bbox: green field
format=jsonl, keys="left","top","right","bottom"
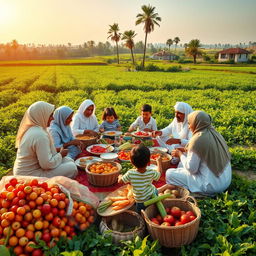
{"left": 0, "top": 61, "right": 255, "bottom": 255}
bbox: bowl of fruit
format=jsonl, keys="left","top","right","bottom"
{"left": 86, "top": 161, "right": 121, "bottom": 186}
{"left": 150, "top": 152, "right": 172, "bottom": 171}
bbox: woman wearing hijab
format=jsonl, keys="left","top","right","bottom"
{"left": 71, "top": 99, "right": 99, "bottom": 137}
{"left": 166, "top": 111, "right": 232, "bottom": 195}
{"left": 13, "top": 101, "right": 78, "bottom": 178}
{"left": 49, "top": 106, "right": 83, "bottom": 160}
{"left": 153, "top": 102, "right": 193, "bottom": 152}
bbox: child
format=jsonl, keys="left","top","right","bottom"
{"left": 99, "top": 107, "right": 121, "bottom": 132}
{"left": 129, "top": 104, "right": 157, "bottom": 132}
{"left": 118, "top": 144, "right": 162, "bottom": 213}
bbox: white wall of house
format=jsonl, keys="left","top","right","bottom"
{"left": 218, "top": 53, "right": 249, "bottom": 63}
{"left": 235, "top": 54, "right": 248, "bottom": 62}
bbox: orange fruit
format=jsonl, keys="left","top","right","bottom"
{"left": 50, "top": 199, "right": 58, "bottom": 207}
{"left": 36, "top": 197, "right": 44, "bottom": 205}
{"left": 16, "top": 228, "right": 26, "bottom": 238}
{"left": 58, "top": 201, "right": 66, "bottom": 209}
{"left": 6, "top": 211, "right": 15, "bottom": 221}
{"left": 9, "top": 236, "right": 18, "bottom": 247}
{"left": 25, "top": 230, "right": 34, "bottom": 239}
{"left": 24, "top": 212, "right": 33, "bottom": 222}
{"left": 27, "top": 223, "right": 35, "bottom": 231}
{"left": 1, "top": 219, "right": 10, "bottom": 227}
{"left": 17, "top": 207, "right": 26, "bottom": 216}
{"left": 19, "top": 236, "right": 28, "bottom": 247}
{"left": 12, "top": 221, "right": 21, "bottom": 231}
{"left": 51, "top": 228, "right": 60, "bottom": 237}
{"left": 29, "top": 192, "right": 38, "bottom": 201}
{"left": 13, "top": 245, "right": 23, "bottom": 255}
{"left": 3, "top": 227, "right": 13, "bottom": 236}
{"left": 34, "top": 220, "right": 43, "bottom": 230}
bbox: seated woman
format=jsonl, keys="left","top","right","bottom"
{"left": 71, "top": 99, "right": 99, "bottom": 137}
{"left": 153, "top": 102, "right": 193, "bottom": 152}
{"left": 49, "top": 106, "right": 83, "bottom": 160}
{"left": 13, "top": 101, "right": 78, "bottom": 178}
{"left": 166, "top": 111, "right": 232, "bottom": 195}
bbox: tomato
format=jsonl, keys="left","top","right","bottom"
{"left": 9, "top": 178, "right": 18, "bottom": 187}
{"left": 161, "top": 221, "right": 171, "bottom": 226}
{"left": 189, "top": 215, "right": 196, "bottom": 221}
{"left": 170, "top": 206, "right": 181, "bottom": 218}
{"left": 186, "top": 211, "right": 195, "bottom": 217}
{"left": 156, "top": 214, "right": 163, "bottom": 224}
{"left": 40, "top": 182, "right": 48, "bottom": 191}
{"left": 180, "top": 214, "right": 190, "bottom": 224}
{"left": 175, "top": 221, "right": 183, "bottom": 226}
{"left": 163, "top": 214, "right": 175, "bottom": 224}
{"left": 30, "top": 179, "right": 39, "bottom": 187}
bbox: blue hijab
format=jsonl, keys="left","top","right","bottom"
{"left": 50, "top": 106, "right": 74, "bottom": 144}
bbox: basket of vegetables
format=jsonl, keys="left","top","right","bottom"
{"left": 141, "top": 196, "right": 201, "bottom": 248}
{"left": 86, "top": 162, "right": 121, "bottom": 187}
{"left": 76, "top": 133, "right": 98, "bottom": 147}
{"left": 157, "top": 184, "right": 190, "bottom": 200}
{"left": 99, "top": 210, "right": 145, "bottom": 244}
{"left": 150, "top": 152, "right": 172, "bottom": 171}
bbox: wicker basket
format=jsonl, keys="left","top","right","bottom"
{"left": 75, "top": 134, "right": 98, "bottom": 147}
{"left": 150, "top": 154, "right": 172, "bottom": 172}
{"left": 157, "top": 184, "right": 190, "bottom": 200}
{"left": 141, "top": 196, "right": 201, "bottom": 248}
{"left": 99, "top": 210, "right": 145, "bottom": 244}
{"left": 86, "top": 162, "right": 121, "bottom": 187}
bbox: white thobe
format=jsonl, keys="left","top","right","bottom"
{"left": 165, "top": 151, "right": 232, "bottom": 195}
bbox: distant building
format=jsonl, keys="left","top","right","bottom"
{"left": 218, "top": 48, "right": 250, "bottom": 63}
{"left": 151, "top": 50, "right": 178, "bottom": 61}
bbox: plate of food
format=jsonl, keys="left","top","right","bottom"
{"left": 149, "top": 147, "right": 168, "bottom": 153}
{"left": 75, "top": 134, "right": 97, "bottom": 141}
{"left": 100, "top": 153, "right": 118, "bottom": 161}
{"left": 118, "top": 150, "right": 131, "bottom": 162}
{"left": 97, "top": 184, "right": 135, "bottom": 217}
{"left": 87, "top": 144, "right": 115, "bottom": 156}
{"left": 75, "top": 156, "right": 102, "bottom": 169}
{"left": 131, "top": 131, "right": 152, "bottom": 138}
{"left": 103, "top": 131, "right": 122, "bottom": 137}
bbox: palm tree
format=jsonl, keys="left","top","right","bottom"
{"left": 136, "top": 5, "right": 161, "bottom": 68}
{"left": 122, "top": 30, "right": 137, "bottom": 65}
{"left": 173, "top": 37, "right": 180, "bottom": 51}
{"left": 185, "top": 39, "right": 202, "bottom": 64}
{"left": 107, "top": 23, "right": 121, "bottom": 64}
{"left": 166, "top": 39, "right": 173, "bottom": 51}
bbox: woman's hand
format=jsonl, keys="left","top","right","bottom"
{"left": 60, "top": 148, "right": 68, "bottom": 157}
{"left": 171, "top": 149, "right": 183, "bottom": 158}
{"left": 152, "top": 131, "right": 162, "bottom": 137}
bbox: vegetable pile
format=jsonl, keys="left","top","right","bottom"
{"left": 0, "top": 178, "right": 95, "bottom": 256}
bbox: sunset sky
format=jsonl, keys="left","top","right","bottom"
{"left": 0, "top": 0, "right": 255, "bottom": 45}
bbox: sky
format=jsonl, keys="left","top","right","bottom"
{"left": 0, "top": 0, "right": 256, "bottom": 45}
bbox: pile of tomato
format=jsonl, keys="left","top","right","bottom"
{"left": 134, "top": 131, "right": 150, "bottom": 137}
{"left": 0, "top": 178, "right": 95, "bottom": 256}
{"left": 118, "top": 151, "right": 130, "bottom": 161}
{"left": 151, "top": 206, "right": 196, "bottom": 227}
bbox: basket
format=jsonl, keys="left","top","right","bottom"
{"left": 76, "top": 134, "right": 98, "bottom": 147}
{"left": 141, "top": 196, "right": 201, "bottom": 248}
{"left": 99, "top": 210, "right": 145, "bottom": 244}
{"left": 86, "top": 162, "right": 121, "bottom": 187}
{"left": 157, "top": 184, "right": 190, "bottom": 200}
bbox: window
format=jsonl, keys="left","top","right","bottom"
{"left": 239, "top": 54, "right": 242, "bottom": 59}
{"left": 221, "top": 54, "right": 226, "bottom": 59}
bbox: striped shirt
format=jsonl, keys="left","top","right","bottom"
{"left": 122, "top": 169, "right": 160, "bottom": 203}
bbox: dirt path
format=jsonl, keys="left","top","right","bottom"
{"left": 233, "top": 170, "right": 256, "bottom": 181}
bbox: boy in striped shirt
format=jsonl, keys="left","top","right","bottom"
{"left": 118, "top": 144, "right": 162, "bottom": 213}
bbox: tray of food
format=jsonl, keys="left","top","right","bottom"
{"left": 87, "top": 144, "right": 115, "bottom": 155}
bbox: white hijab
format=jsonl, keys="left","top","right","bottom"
{"left": 171, "top": 102, "right": 193, "bottom": 139}
{"left": 72, "top": 99, "right": 98, "bottom": 131}
{"left": 15, "top": 101, "right": 55, "bottom": 148}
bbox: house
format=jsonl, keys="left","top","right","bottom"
{"left": 218, "top": 48, "right": 250, "bottom": 63}
{"left": 151, "top": 50, "right": 178, "bottom": 61}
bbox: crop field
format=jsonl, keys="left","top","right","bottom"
{"left": 0, "top": 62, "right": 255, "bottom": 255}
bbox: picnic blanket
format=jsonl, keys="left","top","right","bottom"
{"left": 75, "top": 139, "right": 176, "bottom": 193}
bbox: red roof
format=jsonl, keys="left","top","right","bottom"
{"left": 219, "top": 48, "right": 250, "bottom": 54}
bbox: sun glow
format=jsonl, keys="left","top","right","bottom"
{"left": 0, "top": 1, "right": 15, "bottom": 25}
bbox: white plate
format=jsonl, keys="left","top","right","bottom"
{"left": 87, "top": 144, "right": 114, "bottom": 155}
{"left": 75, "top": 156, "right": 102, "bottom": 169}
{"left": 100, "top": 153, "right": 118, "bottom": 161}
{"left": 103, "top": 130, "right": 122, "bottom": 137}
{"left": 149, "top": 147, "right": 168, "bottom": 153}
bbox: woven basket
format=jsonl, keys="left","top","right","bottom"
{"left": 86, "top": 162, "right": 121, "bottom": 187}
{"left": 76, "top": 134, "right": 98, "bottom": 147}
{"left": 150, "top": 154, "right": 172, "bottom": 172}
{"left": 99, "top": 210, "right": 145, "bottom": 244}
{"left": 141, "top": 196, "right": 201, "bottom": 248}
{"left": 157, "top": 184, "right": 190, "bottom": 200}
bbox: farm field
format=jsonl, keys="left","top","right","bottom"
{"left": 0, "top": 62, "right": 255, "bottom": 255}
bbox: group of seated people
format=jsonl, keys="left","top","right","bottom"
{"left": 13, "top": 99, "right": 232, "bottom": 196}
